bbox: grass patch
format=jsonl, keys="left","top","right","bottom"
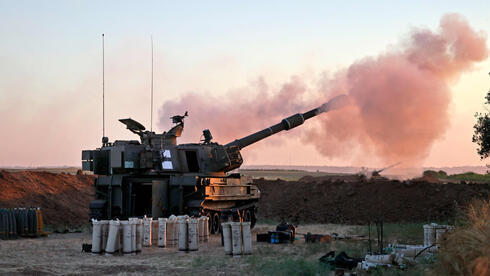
{"left": 239, "top": 169, "right": 340, "bottom": 181}
{"left": 243, "top": 243, "right": 326, "bottom": 275}
{"left": 302, "top": 242, "right": 330, "bottom": 256}
{"left": 368, "top": 266, "right": 427, "bottom": 276}
{"left": 446, "top": 172, "right": 490, "bottom": 182}
{"left": 331, "top": 241, "right": 368, "bottom": 258}
{"left": 423, "top": 170, "right": 490, "bottom": 182}
{"left": 382, "top": 223, "right": 425, "bottom": 244}
{"left": 239, "top": 225, "right": 436, "bottom": 276}
{"left": 352, "top": 222, "right": 446, "bottom": 245}
{"left": 245, "top": 255, "right": 319, "bottom": 276}
{"left": 242, "top": 239, "right": 367, "bottom": 275}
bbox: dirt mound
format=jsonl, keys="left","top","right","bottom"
{"left": 1, "top": 170, "right": 488, "bottom": 227}
{"left": 255, "top": 177, "right": 489, "bottom": 224}
{"left": 0, "top": 170, "right": 95, "bottom": 227}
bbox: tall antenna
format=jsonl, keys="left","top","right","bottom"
{"left": 102, "top": 33, "right": 106, "bottom": 141}
{"left": 150, "top": 35, "right": 154, "bottom": 132}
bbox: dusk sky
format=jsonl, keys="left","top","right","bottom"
{"left": 0, "top": 1, "right": 489, "bottom": 168}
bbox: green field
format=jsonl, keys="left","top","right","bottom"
{"left": 191, "top": 222, "right": 433, "bottom": 275}
{"left": 240, "top": 168, "right": 490, "bottom": 183}
{"left": 445, "top": 172, "right": 490, "bottom": 182}
{"left": 238, "top": 169, "right": 345, "bottom": 181}
{"left": 424, "top": 170, "right": 490, "bottom": 183}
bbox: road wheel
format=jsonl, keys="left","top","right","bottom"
{"left": 243, "top": 209, "right": 252, "bottom": 222}
{"left": 211, "top": 212, "right": 220, "bottom": 234}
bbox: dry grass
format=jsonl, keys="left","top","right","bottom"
{"left": 432, "top": 199, "right": 490, "bottom": 276}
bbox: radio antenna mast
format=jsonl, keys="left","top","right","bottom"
{"left": 102, "top": 33, "right": 106, "bottom": 143}
{"left": 150, "top": 35, "right": 154, "bottom": 132}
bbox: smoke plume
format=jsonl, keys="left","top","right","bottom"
{"left": 158, "top": 14, "right": 488, "bottom": 165}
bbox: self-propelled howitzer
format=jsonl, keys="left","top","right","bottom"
{"left": 82, "top": 101, "right": 332, "bottom": 233}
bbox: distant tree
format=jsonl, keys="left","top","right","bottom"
{"left": 473, "top": 90, "right": 490, "bottom": 159}
{"left": 423, "top": 170, "right": 439, "bottom": 177}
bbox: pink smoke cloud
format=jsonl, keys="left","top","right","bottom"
{"left": 158, "top": 14, "right": 488, "bottom": 165}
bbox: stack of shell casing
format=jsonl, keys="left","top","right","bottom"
{"left": 0, "top": 207, "right": 47, "bottom": 239}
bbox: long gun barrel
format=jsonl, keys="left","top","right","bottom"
{"left": 225, "top": 95, "right": 348, "bottom": 149}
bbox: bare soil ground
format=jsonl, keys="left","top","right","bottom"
{"left": 0, "top": 170, "right": 95, "bottom": 227}
{"left": 255, "top": 176, "right": 489, "bottom": 224}
{"left": 0, "top": 223, "right": 359, "bottom": 276}
{"left": 1, "top": 170, "right": 488, "bottom": 228}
